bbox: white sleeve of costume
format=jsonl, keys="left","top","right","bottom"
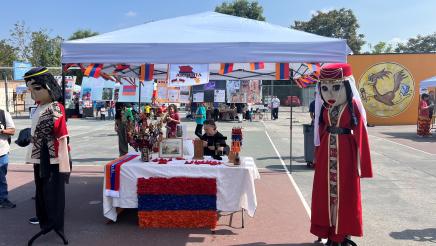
{"left": 58, "top": 137, "right": 70, "bottom": 173}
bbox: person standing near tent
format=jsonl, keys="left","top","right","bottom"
{"left": 417, "top": 93, "right": 432, "bottom": 137}
{"left": 0, "top": 108, "right": 16, "bottom": 209}
{"left": 311, "top": 63, "right": 373, "bottom": 246}
{"left": 24, "top": 67, "right": 71, "bottom": 245}
{"left": 115, "top": 102, "right": 128, "bottom": 156}
{"left": 271, "top": 96, "right": 280, "bottom": 120}
{"left": 165, "top": 104, "right": 180, "bottom": 138}
{"left": 195, "top": 102, "right": 206, "bottom": 138}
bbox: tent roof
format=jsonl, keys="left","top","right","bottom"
{"left": 420, "top": 76, "right": 436, "bottom": 89}
{"left": 62, "top": 11, "right": 351, "bottom": 64}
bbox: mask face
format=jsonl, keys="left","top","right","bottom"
{"left": 28, "top": 80, "right": 52, "bottom": 104}
{"left": 319, "top": 81, "right": 347, "bottom": 107}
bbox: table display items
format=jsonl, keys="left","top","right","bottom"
{"left": 193, "top": 138, "right": 204, "bottom": 160}
{"left": 127, "top": 112, "right": 164, "bottom": 162}
{"left": 230, "top": 127, "right": 243, "bottom": 165}
{"left": 137, "top": 177, "right": 218, "bottom": 229}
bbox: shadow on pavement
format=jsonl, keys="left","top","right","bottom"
{"left": 381, "top": 132, "right": 435, "bottom": 142}
{"left": 389, "top": 228, "right": 436, "bottom": 243}
{"left": 263, "top": 164, "right": 314, "bottom": 173}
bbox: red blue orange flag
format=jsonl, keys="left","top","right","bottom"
{"left": 140, "top": 64, "right": 154, "bottom": 81}
{"left": 306, "top": 63, "right": 321, "bottom": 75}
{"left": 275, "top": 63, "right": 290, "bottom": 80}
{"left": 84, "top": 64, "right": 103, "bottom": 78}
{"left": 219, "top": 63, "right": 234, "bottom": 75}
{"left": 250, "top": 62, "right": 265, "bottom": 71}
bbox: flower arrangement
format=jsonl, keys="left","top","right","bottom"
{"left": 127, "top": 114, "right": 163, "bottom": 161}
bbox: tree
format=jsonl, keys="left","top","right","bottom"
{"left": 28, "top": 29, "right": 63, "bottom": 67}
{"left": 292, "top": 8, "right": 365, "bottom": 54}
{"left": 395, "top": 33, "right": 436, "bottom": 53}
{"left": 215, "top": 0, "right": 265, "bottom": 21}
{"left": 0, "top": 40, "right": 18, "bottom": 66}
{"left": 9, "top": 21, "right": 31, "bottom": 62}
{"left": 370, "top": 41, "right": 393, "bottom": 54}
{"left": 68, "top": 29, "right": 99, "bottom": 40}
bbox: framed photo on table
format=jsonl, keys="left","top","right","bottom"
{"left": 159, "top": 138, "right": 183, "bottom": 158}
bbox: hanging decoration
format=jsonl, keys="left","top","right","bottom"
{"left": 250, "top": 62, "right": 265, "bottom": 71}
{"left": 275, "top": 63, "right": 290, "bottom": 80}
{"left": 140, "top": 64, "right": 154, "bottom": 81}
{"left": 84, "top": 64, "right": 103, "bottom": 78}
{"left": 219, "top": 63, "right": 234, "bottom": 75}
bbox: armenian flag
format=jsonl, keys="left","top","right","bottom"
{"left": 250, "top": 62, "right": 265, "bottom": 71}
{"left": 219, "top": 63, "right": 234, "bottom": 75}
{"left": 122, "top": 85, "right": 137, "bottom": 96}
{"left": 140, "top": 64, "right": 154, "bottom": 81}
{"left": 137, "top": 177, "right": 217, "bottom": 229}
{"left": 306, "top": 63, "right": 321, "bottom": 75}
{"left": 275, "top": 63, "right": 290, "bottom": 80}
{"left": 104, "top": 154, "right": 139, "bottom": 197}
{"left": 84, "top": 64, "right": 103, "bottom": 78}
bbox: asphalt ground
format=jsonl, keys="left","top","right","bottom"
{"left": 1, "top": 108, "right": 436, "bottom": 245}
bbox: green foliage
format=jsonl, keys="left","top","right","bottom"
{"left": 0, "top": 40, "right": 18, "bottom": 66}
{"left": 215, "top": 0, "right": 265, "bottom": 21}
{"left": 29, "top": 30, "right": 63, "bottom": 67}
{"left": 395, "top": 33, "right": 436, "bottom": 53}
{"left": 292, "top": 8, "right": 365, "bottom": 54}
{"left": 68, "top": 29, "right": 99, "bottom": 40}
{"left": 370, "top": 41, "right": 393, "bottom": 54}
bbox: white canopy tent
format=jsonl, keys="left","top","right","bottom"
{"left": 61, "top": 11, "right": 352, "bottom": 172}
{"left": 62, "top": 11, "right": 350, "bottom": 80}
{"left": 420, "top": 76, "right": 436, "bottom": 90}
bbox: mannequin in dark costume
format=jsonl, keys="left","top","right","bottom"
{"left": 24, "top": 67, "right": 71, "bottom": 245}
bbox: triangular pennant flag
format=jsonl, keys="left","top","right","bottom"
{"left": 114, "top": 64, "right": 130, "bottom": 74}
{"left": 219, "top": 63, "right": 234, "bottom": 75}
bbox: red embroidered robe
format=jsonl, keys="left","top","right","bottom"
{"left": 311, "top": 100, "right": 373, "bottom": 238}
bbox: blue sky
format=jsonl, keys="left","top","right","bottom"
{"left": 1, "top": 0, "right": 435, "bottom": 51}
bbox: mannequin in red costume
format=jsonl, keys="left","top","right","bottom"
{"left": 311, "top": 63, "right": 373, "bottom": 246}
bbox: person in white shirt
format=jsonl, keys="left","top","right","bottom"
{"left": 0, "top": 109, "right": 16, "bottom": 209}
{"left": 271, "top": 96, "right": 281, "bottom": 120}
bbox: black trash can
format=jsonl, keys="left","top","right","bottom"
{"left": 303, "top": 124, "right": 315, "bottom": 166}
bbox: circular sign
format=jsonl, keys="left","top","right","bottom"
{"left": 358, "top": 62, "right": 414, "bottom": 118}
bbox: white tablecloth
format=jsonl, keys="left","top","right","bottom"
{"left": 103, "top": 153, "right": 260, "bottom": 221}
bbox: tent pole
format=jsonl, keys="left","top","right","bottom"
{"left": 61, "top": 64, "right": 67, "bottom": 120}
{"left": 290, "top": 103, "right": 293, "bottom": 173}
{"left": 138, "top": 79, "right": 141, "bottom": 114}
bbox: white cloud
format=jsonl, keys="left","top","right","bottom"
{"left": 389, "top": 37, "right": 407, "bottom": 45}
{"left": 309, "top": 7, "right": 335, "bottom": 16}
{"left": 125, "top": 11, "right": 137, "bottom": 17}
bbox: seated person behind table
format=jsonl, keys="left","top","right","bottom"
{"left": 201, "top": 120, "right": 227, "bottom": 157}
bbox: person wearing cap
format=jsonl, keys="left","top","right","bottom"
{"left": 311, "top": 63, "right": 373, "bottom": 246}
{"left": 24, "top": 67, "right": 70, "bottom": 245}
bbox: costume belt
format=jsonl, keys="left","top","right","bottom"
{"left": 327, "top": 126, "right": 351, "bottom": 135}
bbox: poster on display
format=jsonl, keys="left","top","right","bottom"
{"left": 226, "top": 80, "right": 246, "bottom": 103}
{"left": 167, "top": 88, "right": 180, "bottom": 102}
{"left": 204, "top": 81, "right": 216, "bottom": 90}
{"left": 87, "top": 78, "right": 115, "bottom": 101}
{"left": 118, "top": 81, "right": 154, "bottom": 103}
{"left": 244, "top": 80, "right": 262, "bottom": 104}
{"left": 55, "top": 76, "right": 76, "bottom": 102}
{"left": 226, "top": 80, "right": 261, "bottom": 104}
{"left": 156, "top": 81, "right": 169, "bottom": 103}
{"left": 193, "top": 92, "right": 204, "bottom": 102}
{"left": 13, "top": 61, "right": 32, "bottom": 81}
{"left": 167, "top": 64, "right": 209, "bottom": 87}
{"left": 214, "top": 89, "right": 226, "bottom": 102}
{"left": 179, "top": 86, "right": 191, "bottom": 103}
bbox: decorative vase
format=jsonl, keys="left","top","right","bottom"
{"left": 141, "top": 148, "right": 151, "bottom": 162}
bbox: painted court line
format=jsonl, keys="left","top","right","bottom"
{"left": 262, "top": 121, "right": 311, "bottom": 217}
{"left": 369, "top": 134, "right": 436, "bottom": 156}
